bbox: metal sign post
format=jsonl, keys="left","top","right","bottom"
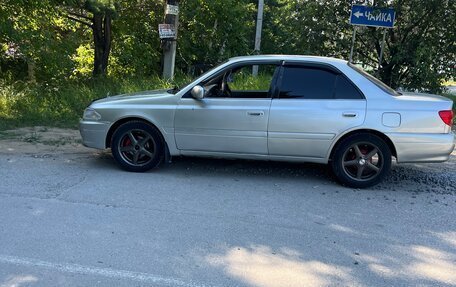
{"left": 378, "top": 29, "right": 387, "bottom": 72}
{"left": 349, "top": 27, "right": 357, "bottom": 64}
{"left": 348, "top": 5, "right": 396, "bottom": 68}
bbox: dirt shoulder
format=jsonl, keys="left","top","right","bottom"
{"left": 0, "top": 126, "right": 90, "bottom": 155}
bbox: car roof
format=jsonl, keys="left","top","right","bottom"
{"left": 228, "top": 55, "right": 348, "bottom": 65}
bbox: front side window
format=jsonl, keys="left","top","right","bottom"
{"left": 201, "top": 64, "right": 278, "bottom": 99}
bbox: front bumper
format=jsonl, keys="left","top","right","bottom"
{"left": 387, "top": 132, "right": 455, "bottom": 163}
{"left": 79, "top": 120, "right": 111, "bottom": 149}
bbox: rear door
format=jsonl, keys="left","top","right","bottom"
{"left": 268, "top": 63, "right": 367, "bottom": 158}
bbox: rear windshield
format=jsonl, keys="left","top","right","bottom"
{"left": 348, "top": 63, "right": 400, "bottom": 96}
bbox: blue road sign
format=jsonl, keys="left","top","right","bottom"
{"left": 350, "top": 5, "right": 396, "bottom": 28}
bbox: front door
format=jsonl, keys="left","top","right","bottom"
{"left": 175, "top": 63, "right": 279, "bottom": 154}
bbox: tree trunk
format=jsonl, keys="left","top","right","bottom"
{"left": 27, "top": 58, "right": 36, "bottom": 83}
{"left": 92, "top": 13, "right": 112, "bottom": 77}
{"left": 102, "top": 14, "right": 112, "bottom": 73}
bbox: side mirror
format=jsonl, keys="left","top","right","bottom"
{"left": 191, "top": 85, "right": 205, "bottom": 100}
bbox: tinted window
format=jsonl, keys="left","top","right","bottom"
{"left": 335, "top": 75, "right": 364, "bottom": 99}
{"left": 280, "top": 66, "right": 336, "bottom": 99}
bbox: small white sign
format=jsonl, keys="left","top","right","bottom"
{"left": 158, "top": 24, "right": 176, "bottom": 39}
{"left": 166, "top": 4, "right": 179, "bottom": 15}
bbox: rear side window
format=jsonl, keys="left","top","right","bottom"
{"left": 279, "top": 66, "right": 364, "bottom": 100}
{"left": 335, "top": 75, "right": 364, "bottom": 99}
{"left": 280, "top": 66, "right": 336, "bottom": 99}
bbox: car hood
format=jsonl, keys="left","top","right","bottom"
{"left": 93, "top": 89, "right": 173, "bottom": 104}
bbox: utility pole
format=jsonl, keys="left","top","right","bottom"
{"left": 161, "top": 0, "right": 179, "bottom": 80}
{"left": 252, "top": 0, "right": 264, "bottom": 76}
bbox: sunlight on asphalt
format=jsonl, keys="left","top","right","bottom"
{"left": 206, "top": 241, "right": 456, "bottom": 286}
{"left": 365, "top": 244, "right": 456, "bottom": 285}
{"left": 206, "top": 245, "right": 354, "bottom": 287}
{"left": 433, "top": 231, "right": 456, "bottom": 248}
{"left": 406, "top": 245, "right": 456, "bottom": 284}
{"left": 327, "top": 224, "right": 360, "bottom": 235}
{"left": 0, "top": 275, "right": 38, "bottom": 287}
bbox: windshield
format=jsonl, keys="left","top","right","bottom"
{"left": 348, "top": 63, "right": 400, "bottom": 96}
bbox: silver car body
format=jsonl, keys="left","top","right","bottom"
{"left": 80, "top": 55, "right": 455, "bottom": 164}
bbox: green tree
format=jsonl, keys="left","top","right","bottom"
{"left": 178, "top": 0, "right": 257, "bottom": 73}
{"left": 1, "top": 0, "right": 454, "bottom": 93}
{"left": 0, "top": 0, "right": 84, "bottom": 81}
{"left": 109, "top": 0, "right": 163, "bottom": 77}
{"left": 370, "top": 0, "right": 455, "bottom": 91}
{"left": 62, "top": 0, "right": 118, "bottom": 76}
{"left": 261, "top": 0, "right": 455, "bottom": 92}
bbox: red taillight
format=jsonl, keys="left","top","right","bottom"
{"left": 439, "top": 110, "right": 454, "bottom": 126}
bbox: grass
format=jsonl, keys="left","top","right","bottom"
{"left": 229, "top": 73, "right": 273, "bottom": 91}
{"left": 0, "top": 75, "right": 190, "bottom": 131}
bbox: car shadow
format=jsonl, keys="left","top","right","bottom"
{"left": 168, "top": 156, "right": 332, "bottom": 178}
{"left": 88, "top": 151, "right": 336, "bottom": 184}
{"left": 87, "top": 151, "right": 455, "bottom": 194}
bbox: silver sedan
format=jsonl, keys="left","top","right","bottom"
{"left": 80, "top": 55, "right": 455, "bottom": 187}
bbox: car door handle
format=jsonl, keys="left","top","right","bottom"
{"left": 343, "top": 112, "right": 358, "bottom": 118}
{"left": 247, "top": 111, "right": 264, "bottom": 116}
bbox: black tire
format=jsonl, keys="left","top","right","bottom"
{"left": 330, "top": 133, "right": 391, "bottom": 188}
{"left": 111, "top": 121, "right": 165, "bottom": 172}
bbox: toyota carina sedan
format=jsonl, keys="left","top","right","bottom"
{"left": 80, "top": 55, "right": 455, "bottom": 188}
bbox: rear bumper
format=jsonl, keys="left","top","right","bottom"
{"left": 386, "top": 132, "right": 455, "bottom": 163}
{"left": 79, "top": 120, "right": 110, "bottom": 149}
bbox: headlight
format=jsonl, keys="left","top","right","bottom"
{"left": 83, "top": 108, "right": 101, "bottom": 121}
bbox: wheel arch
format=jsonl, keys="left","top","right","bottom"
{"left": 105, "top": 117, "right": 168, "bottom": 151}
{"left": 328, "top": 129, "right": 397, "bottom": 161}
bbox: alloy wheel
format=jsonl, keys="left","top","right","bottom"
{"left": 117, "top": 129, "right": 156, "bottom": 166}
{"left": 342, "top": 142, "right": 383, "bottom": 182}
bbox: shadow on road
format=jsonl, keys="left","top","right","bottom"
{"left": 89, "top": 151, "right": 456, "bottom": 194}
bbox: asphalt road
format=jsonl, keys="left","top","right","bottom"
{"left": 0, "top": 132, "right": 455, "bottom": 287}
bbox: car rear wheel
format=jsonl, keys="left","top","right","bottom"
{"left": 111, "top": 121, "right": 164, "bottom": 172}
{"left": 331, "top": 133, "right": 391, "bottom": 188}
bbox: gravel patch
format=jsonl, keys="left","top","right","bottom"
{"left": 377, "top": 165, "right": 456, "bottom": 194}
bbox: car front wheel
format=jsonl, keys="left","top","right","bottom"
{"left": 111, "top": 121, "right": 164, "bottom": 172}
{"left": 331, "top": 133, "right": 391, "bottom": 188}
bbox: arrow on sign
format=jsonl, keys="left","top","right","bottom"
{"left": 354, "top": 11, "right": 363, "bottom": 18}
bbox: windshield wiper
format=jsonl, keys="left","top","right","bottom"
{"left": 168, "top": 86, "right": 180, "bottom": 94}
